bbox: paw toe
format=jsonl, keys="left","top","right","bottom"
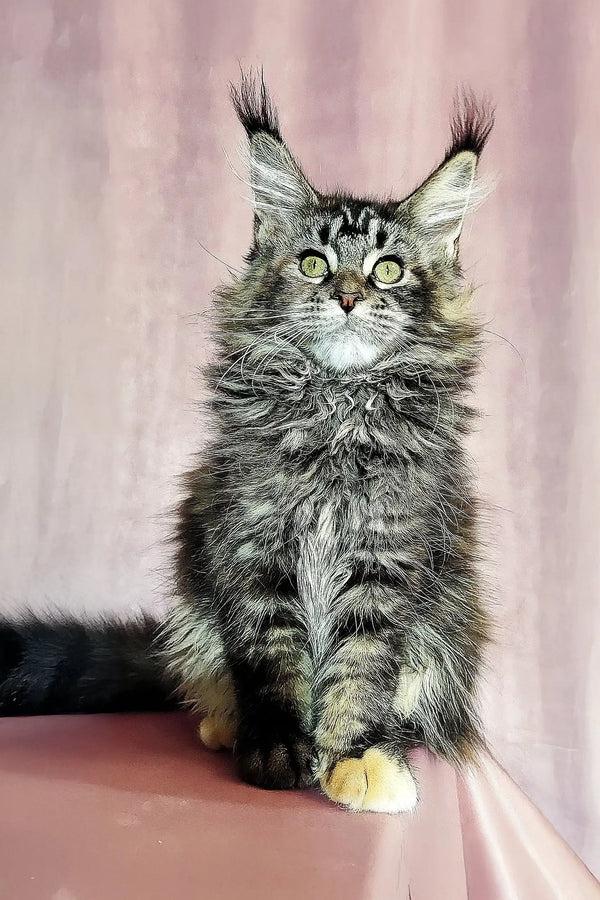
{"left": 322, "top": 757, "right": 368, "bottom": 810}
{"left": 321, "top": 748, "right": 417, "bottom": 813}
{"left": 237, "top": 737, "right": 314, "bottom": 790}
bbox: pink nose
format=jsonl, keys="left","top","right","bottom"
{"left": 336, "top": 292, "right": 363, "bottom": 315}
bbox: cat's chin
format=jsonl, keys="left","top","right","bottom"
{"left": 309, "top": 333, "right": 382, "bottom": 372}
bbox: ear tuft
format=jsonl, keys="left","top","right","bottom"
{"left": 401, "top": 91, "right": 495, "bottom": 258}
{"left": 230, "top": 69, "right": 282, "bottom": 142}
{"left": 230, "top": 69, "right": 317, "bottom": 242}
{"left": 444, "top": 89, "right": 495, "bottom": 162}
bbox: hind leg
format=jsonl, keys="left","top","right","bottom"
{"left": 196, "top": 670, "right": 237, "bottom": 751}
{"left": 163, "top": 608, "right": 238, "bottom": 751}
{"left": 398, "top": 615, "right": 485, "bottom": 766}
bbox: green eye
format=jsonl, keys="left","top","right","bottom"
{"left": 373, "top": 257, "right": 403, "bottom": 285}
{"left": 300, "top": 253, "right": 329, "bottom": 278}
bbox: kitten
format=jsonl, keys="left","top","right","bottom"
{"left": 0, "top": 74, "right": 494, "bottom": 813}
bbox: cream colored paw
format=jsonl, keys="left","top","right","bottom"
{"left": 198, "top": 716, "right": 236, "bottom": 751}
{"left": 320, "top": 747, "right": 418, "bottom": 813}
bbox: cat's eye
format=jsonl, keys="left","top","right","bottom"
{"left": 299, "top": 252, "right": 329, "bottom": 279}
{"left": 372, "top": 256, "right": 403, "bottom": 285}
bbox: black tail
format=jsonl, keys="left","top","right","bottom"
{"left": 0, "top": 614, "right": 178, "bottom": 716}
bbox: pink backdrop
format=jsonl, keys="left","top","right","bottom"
{"left": 1, "top": 0, "right": 599, "bottom": 876}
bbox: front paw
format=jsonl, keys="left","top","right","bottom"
{"left": 320, "top": 747, "right": 418, "bottom": 813}
{"left": 235, "top": 725, "right": 315, "bottom": 790}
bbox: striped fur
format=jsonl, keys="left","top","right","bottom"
{"left": 0, "top": 76, "right": 494, "bottom": 812}
{"left": 165, "top": 76, "right": 494, "bottom": 809}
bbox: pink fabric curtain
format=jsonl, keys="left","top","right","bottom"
{"left": 1, "top": 0, "right": 599, "bottom": 880}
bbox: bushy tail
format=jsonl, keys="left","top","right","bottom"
{"left": 0, "top": 614, "right": 178, "bottom": 716}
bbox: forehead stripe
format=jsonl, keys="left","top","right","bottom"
{"left": 318, "top": 224, "right": 330, "bottom": 245}
{"left": 329, "top": 215, "right": 344, "bottom": 242}
{"left": 338, "top": 213, "right": 371, "bottom": 238}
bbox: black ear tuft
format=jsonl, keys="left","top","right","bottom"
{"left": 444, "top": 89, "right": 495, "bottom": 162}
{"left": 230, "top": 69, "right": 282, "bottom": 142}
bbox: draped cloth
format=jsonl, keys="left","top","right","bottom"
{"left": 0, "top": 714, "right": 597, "bottom": 899}
{"left": 1, "top": 0, "right": 599, "bottom": 885}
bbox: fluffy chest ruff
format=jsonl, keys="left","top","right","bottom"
{"left": 208, "top": 365, "right": 471, "bottom": 663}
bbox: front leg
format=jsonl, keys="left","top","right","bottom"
{"left": 313, "top": 578, "right": 418, "bottom": 812}
{"left": 225, "top": 574, "right": 314, "bottom": 790}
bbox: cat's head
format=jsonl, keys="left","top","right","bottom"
{"left": 225, "top": 73, "right": 493, "bottom": 375}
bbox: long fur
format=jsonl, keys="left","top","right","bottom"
{"left": 0, "top": 77, "right": 494, "bottom": 810}
{"left": 230, "top": 69, "right": 282, "bottom": 141}
{"left": 0, "top": 615, "right": 175, "bottom": 715}
{"left": 444, "top": 89, "right": 495, "bottom": 161}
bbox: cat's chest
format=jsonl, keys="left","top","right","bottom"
{"left": 232, "top": 378, "right": 437, "bottom": 549}
{"left": 247, "top": 389, "right": 416, "bottom": 529}
{"left": 277, "top": 385, "right": 392, "bottom": 464}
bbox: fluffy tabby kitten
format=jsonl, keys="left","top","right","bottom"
{"left": 0, "top": 75, "right": 494, "bottom": 813}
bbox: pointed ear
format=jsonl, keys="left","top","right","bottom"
{"left": 230, "top": 72, "right": 317, "bottom": 243}
{"left": 402, "top": 92, "right": 494, "bottom": 258}
{"left": 246, "top": 131, "right": 317, "bottom": 219}
{"left": 406, "top": 150, "right": 479, "bottom": 256}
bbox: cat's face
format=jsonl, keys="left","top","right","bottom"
{"left": 229, "top": 77, "right": 493, "bottom": 373}
{"left": 251, "top": 195, "right": 435, "bottom": 371}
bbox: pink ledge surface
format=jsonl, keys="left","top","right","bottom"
{"left": 0, "top": 713, "right": 597, "bottom": 900}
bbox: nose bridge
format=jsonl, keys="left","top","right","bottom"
{"left": 332, "top": 268, "right": 366, "bottom": 315}
{"left": 334, "top": 269, "right": 365, "bottom": 297}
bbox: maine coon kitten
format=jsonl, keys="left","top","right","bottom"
{"left": 0, "top": 75, "right": 493, "bottom": 813}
